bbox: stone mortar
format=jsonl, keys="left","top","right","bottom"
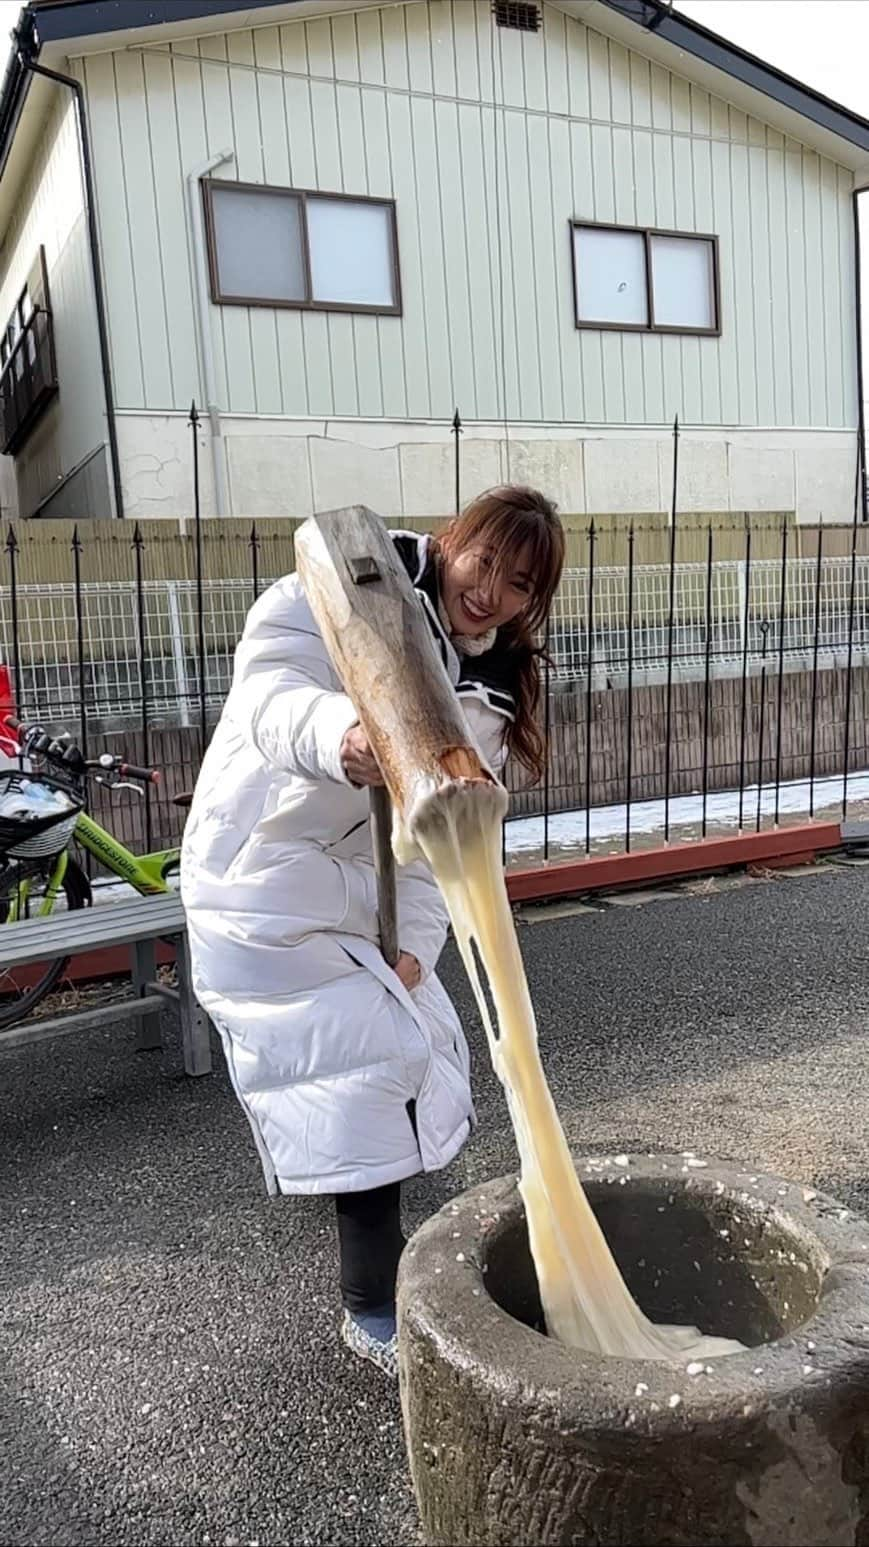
{"left": 398, "top": 1153, "right": 869, "bottom": 1546}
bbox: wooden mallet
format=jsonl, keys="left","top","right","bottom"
{"left": 294, "top": 506, "right": 495, "bottom": 966}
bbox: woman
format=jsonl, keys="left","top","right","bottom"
{"left": 181, "top": 486, "right": 565, "bottom": 1377}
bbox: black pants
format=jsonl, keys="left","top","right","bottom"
{"left": 334, "top": 1181, "right": 405, "bottom": 1314}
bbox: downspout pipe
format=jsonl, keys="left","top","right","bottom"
{"left": 17, "top": 46, "right": 124, "bottom": 521}
{"left": 187, "top": 150, "right": 234, "bottom": 518}
{"left": 853, "top": 186, "right": 868, "bottom": 523}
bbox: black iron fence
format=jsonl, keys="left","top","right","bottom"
{"left": 2, "top": 407, "right": 868, "bottom": 873}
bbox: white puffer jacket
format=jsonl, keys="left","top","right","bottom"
{"left": 181, "top": 535, "right": 513, "bottom": 1197}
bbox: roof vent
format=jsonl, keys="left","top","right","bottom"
{"left": 493, "top": 2, "right": 541, "bottom": 33}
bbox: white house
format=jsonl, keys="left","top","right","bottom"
{"left": 0, "top": 0, "right": 866, "bottom": 524}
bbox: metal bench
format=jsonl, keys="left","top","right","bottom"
{"left": 0, "top": 893, "right": 213, "bottom": 1075}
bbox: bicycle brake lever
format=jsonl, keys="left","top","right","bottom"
{"left": 110, "top": 779, "right": 144, "bottom": 799}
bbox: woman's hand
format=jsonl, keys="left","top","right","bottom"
{"left": 340, "top": 722, "right": 384, "bottom": 787}
{"left": 394, "top": 951, "right": 422, "bottom": 992}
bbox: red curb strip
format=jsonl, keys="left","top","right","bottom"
{"left": 505, "top": 822, "right": 843, "bottom": 904}
{"left": 11, "top": 939, "right": 176, "bottom": 993}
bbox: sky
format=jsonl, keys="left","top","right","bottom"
{"left": 677, "top": 1, "right": 867, "bottom": 119}
{"left": 0, "top": 1, "right": 23, "bottom": 44}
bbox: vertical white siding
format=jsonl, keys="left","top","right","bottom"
{"left": 0, "top": 89, "right": 105, "bottom": 512}
{"left": 82, "top": 0, "right": 856, "bottom": 430}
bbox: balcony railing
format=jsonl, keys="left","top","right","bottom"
{"left": 0, "top": 307, "right": 58, "bottom": 456}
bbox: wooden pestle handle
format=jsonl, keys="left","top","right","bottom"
{"left": 369, "top": 783, "right": 399, "bottom": 967}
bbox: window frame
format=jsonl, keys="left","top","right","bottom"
{"left": 569, "top": 219, "right": 721, "bottom": 337}
{"left": 0, "top": 245, "right": 59, "bottom": 456}
{"left": 201, "top": 178, "right": 403, "bottom": 318}
{"left": 1, "top": 280, "right": 31, "bottom": 367}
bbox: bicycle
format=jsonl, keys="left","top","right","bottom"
{"left": 0, "top": 716, "right": 183, "bottom": 1028}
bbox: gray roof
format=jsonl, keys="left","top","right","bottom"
{"left": 2, "top": 0, "right": 868, "bottom": 185}
{"left": 600, "top": 0, "right": 869, "bottom": 158}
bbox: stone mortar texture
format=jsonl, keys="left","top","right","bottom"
{"left": 399, "top": 1155, "right": 869, "bottom": 1547}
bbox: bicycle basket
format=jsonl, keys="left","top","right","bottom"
{"left": 0, "top": 771, "right": 83, "bottom": 860}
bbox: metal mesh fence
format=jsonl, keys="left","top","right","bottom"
{"left": 5, "top": 554, "right": 869, "bottom": 729}
{"left": 551, "top": 555, "right": 869, "bottom": 681}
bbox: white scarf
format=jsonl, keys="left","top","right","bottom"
{"left": 436, "top": 593, "right": 497, "bottom": 658}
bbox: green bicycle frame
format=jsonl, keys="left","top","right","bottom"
{"left": 73, "top": 810, "right": 180, "bottom": 895}
{"left": 5, "top": 848, "right": 70, "bottom": 921}
{"left": 3, "top": 800, "right": 180, "bottom": 924}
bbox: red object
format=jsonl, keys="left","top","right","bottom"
{"left": 5, "top": 939, "right": 177, "bottom": 993}
{"left": 120, "top": 763, "right": 161, "bottom": 784}
{"left": 505, "top": 822, "right": 843, "bottom": 903}
{"left": 0, "top": 668, "right": 18, "bottom": 759}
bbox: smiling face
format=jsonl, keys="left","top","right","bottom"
{"left": 435, "top": 487, "right": 565, "bottom": 648}
{"left": 440, "top": 539, "right": 534, "bottom": 637}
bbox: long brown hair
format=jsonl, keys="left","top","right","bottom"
{"left": 435, "top": 486, "right": 564, "bottom": 785}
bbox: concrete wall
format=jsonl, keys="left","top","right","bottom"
{"left": 116, "top": 411, "right": 856, "bottom": 523}
{"left": 0, "top": 91, "right": 108, "bottom": 518}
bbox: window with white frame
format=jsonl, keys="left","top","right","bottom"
{"left": 571, "top": 222, "right": 719, "bottom": 335}
{"left": 202, "top": 180, "right": 401, "bottom": 316}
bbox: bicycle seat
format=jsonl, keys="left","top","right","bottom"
{"left": 173, "top": 790, "right": 194, "bottom": 809}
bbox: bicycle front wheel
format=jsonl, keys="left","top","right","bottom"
{"left": 0, "top": 856, "right": 91, "bottom": 1031}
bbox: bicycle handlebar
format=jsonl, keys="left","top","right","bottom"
{"left": 119, "top": 762, "right": 160, "bottom": 785}
{"left": 3, "top": 716, "right": 161, "bottom": 785}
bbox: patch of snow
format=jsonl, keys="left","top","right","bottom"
{"left": 504, "top": 768, "right": 869, "bottom": 855}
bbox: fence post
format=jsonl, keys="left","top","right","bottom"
{"left": 250, "top": 520, "right": 260, "bottom": 604}
{"left": 543, "top": 620, "right": 550, "bottom": 862}
{"left": 190, "top": 400, "right": 207, "bottom": 759}
{"left": 843, "top": 507, "right": 859, "bottom": 819}
{"left": 773, "top": 520, "right": 789, "bottom": 827}
{"left": 166, "top": 580, "right": 191, "bottom": 729}
{"left": 624, "top": 523, "right": 635, "bottom": 853}
{"left": 737, "top": 544, "right": 748, "bottom": 661}
{"left": 71, "top": 524, "right": 88, "bottom": 758}
{"left": 663, "top": 414, "right": 679, "bottom": 842}
{"left": 5, "top": 525, "right": 21, "bottom": 733}
{"left": 701, "top": 524, "right": 714, "bottom": 838}
{"left": 132, "top": 521, "right": 152, "bottom": 851}
{"left": 737, "top": 518, "right": 752, "bottom": 833}
{"left": 584, "top": 520, "right": 596, "bottom": 856}
{"left": 452, "top": 408, "right": 462, "bottom": 517}
{"left": 808, "top": 527, "right": 823, "bottom": 819}
{"left": 756, "top": 619, "right": 771, "bottom": 832}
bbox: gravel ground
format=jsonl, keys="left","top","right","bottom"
{"left": 3, "top": 862, "right": 869, "bottom": 1546}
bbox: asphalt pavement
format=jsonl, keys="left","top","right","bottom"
{"left": 3, "top": 861, "right": 869, "bottom": 1546}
